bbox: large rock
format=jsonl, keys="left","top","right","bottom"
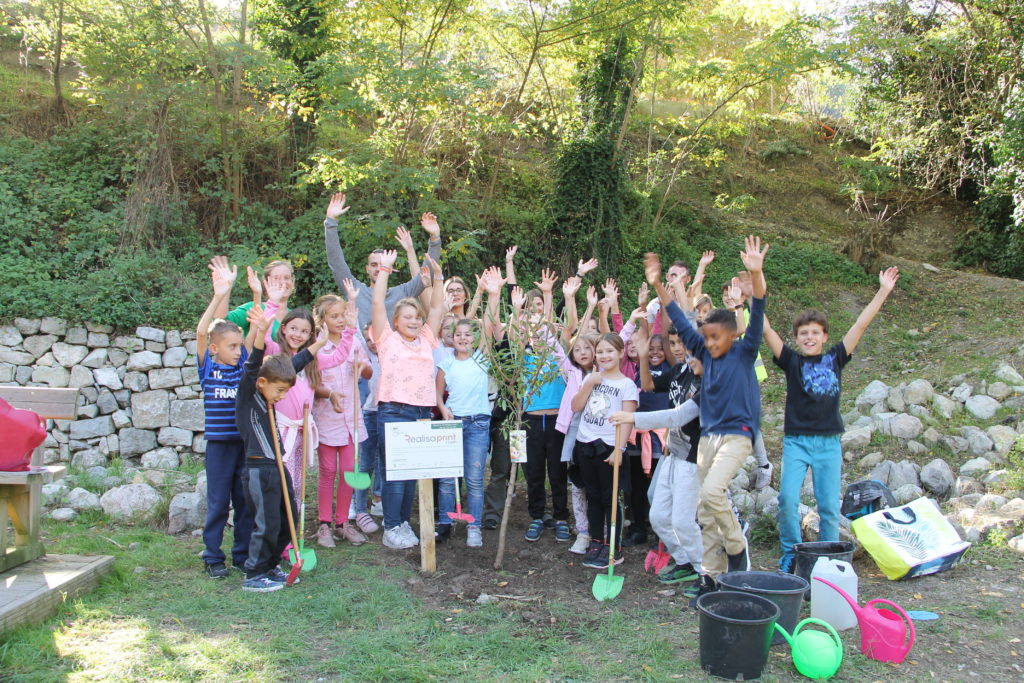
{"left": 162, "top": 347, "right": 189, "bottom": 368}
{"left": 841, "top": 426, "right": 872, "bottom": 450}
{"left": 93, "top": 367, "right": 123, "bottom": 390}
{"left": 65, "top": 327, "right": 87, "bottom": 344}
{"left": 39, "top": 317, "right": 67, "bottom": 336}
{"left": 955, "top": 476, "right": 983, "bottom": 496}
{"left": 859, "top": 451, "right": 885, "bottom": 469}
{"left": 998, "top": 498, "right": 1024, "bottom": 521}
{"left": 23, "top": 334, "right": 56, "bottom": 358}
{"left": 940, "top": 435, "right": 969, "bottom": 453}
{"left": 931, "top": 394, "right": 958, "bottom": 420}
{"left": 855, "top": 381, "right": 890, "bottom": 411}
{"left": 70, "top": 416, "right": 114, "bottom": 440}
{"left": 87, "top": 332, "right": 109, "bottom": 347}
{"left": 169, "top": 399, "right": 205, "bottom": 432}
{"left": 995, "top": 362, "right": 1024, "bottom": 385}
{"left": 71, "top": 448, "right": 107, "bottom": 470}
{"left": 892, "top": 484, "right": 924, "bottom": 505}
{"left": 158, "top": 427, "right": 193, "bottom": 447}
{"left": 81, "top": 348, "right": 108, "bottom": 369}
{"left": 68, "top": 365, "right": 95, "bottom": 389}
{"left": 41, "top": 482, "right": 68, "bottom": 506}
{"left": 136, "top": 326, "right": 166, "bottom": 343}
{"left": 886, "top": 386, "right": 906, "bottom": 412}
{"left": 100, "top": 484, "right": 162, "bottom": 521}
{"left": 959, "top": 426, "right": 994, "bottom": 456}
{"left": 882, "top": 413, "right": 923, "bottom": 440}
{"left": 123, "top": 372, "right": 149, "bottom": 392}
{"left": 14, "top": 318, "right": 40, "bottom": 335}
{"left": 126, "top": 350, "right": 162, "bottom": 372}
{"left": 0, "top": 347, "right": 34, "bottom": 365}
{"left": 66, "top": 487, "right": 101, "bottom": 511}
{"left": 51, "top": 507, "right": 77, "bottom": 522}
{"left": 869, "top": 459, "right": 920, "bottom": 490}
{"left": 975, "top": 493, "right": 1008, "bottom": 512}
{"left": 51, "top": 342, "right": 89, "bottom": 368}
{"left": 965, "top": 395, "right": 1000, "bottom": 420}
{"left": 920, "top": 459, "right": 955, "bottom": 497}
{"left": 148, "top": 368, "right": 182, "bottom": 389}
{"left": 921, "top": 427, "right": 941, "bottom": 446}
{"left": 167, "top": 491, "right": 206, "bottom": 534}
{"left": 951, "top": 382, "right": 973, "bottom": 403}
{"left": 131, "top": 390, "right": 170, "bottom": 429}
{"left": 987, "top": 382, "right": 1012, "bottom": 401}
{"left": 960, "top": 457, "right": 992, "bottom": 477}
{"left": 141, "top": 447, "right": 180, "bottom": 470}
{"left": 118, "top": 428, "right": 158, "bottom": 457}
{"left": 986, "top": 425, "right": 1019, "bottom": 456}
{"left": 902, "top": 379, "right": 934, "bottom": 406}
{"left": 31, "top": 365, "right": 69, "bottom": 387}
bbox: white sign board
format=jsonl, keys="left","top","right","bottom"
{"left": 384, "top": 420, "right": 464, "bottom": 480}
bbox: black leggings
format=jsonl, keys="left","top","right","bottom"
{"left": 574, "top": 439, "right": 624, "bottom": 547}
{"left": 524, "top": 413, "right": 568, "bottom": 521}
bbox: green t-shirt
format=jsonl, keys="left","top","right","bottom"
{"left": 226, "top": 301, "right": 281, "bottom": 339}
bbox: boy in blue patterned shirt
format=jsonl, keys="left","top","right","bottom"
{"left": 197, "top": 257, "right": 259, "bottom": 579}
{"left": 762, "top": 266, "right": 899, "bottom": 572}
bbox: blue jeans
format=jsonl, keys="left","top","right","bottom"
{"left": 354, "top": 409, "right": 383, "bottom": 514}
{"left": 778, "top": 433, "right": 842, "bottom": 568}
{"left": 438, "top": 414, "right": 491, "bottom": 529}
{"left": 202, "top": 439, "right": 253, "bottom": 566}
{"left": 378, "top": 402, "right": 433, "bottom": 530}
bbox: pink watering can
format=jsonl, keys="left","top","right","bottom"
{"left": 814, "top": 577, "right": 915, "bottom": 664}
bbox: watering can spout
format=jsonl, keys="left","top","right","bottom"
{"left": 772, "top": 623, "right": 795, "bottom": 647}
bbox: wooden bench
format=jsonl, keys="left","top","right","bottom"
{"left": 0, "top": 386, "right": 79, "bottom": 572}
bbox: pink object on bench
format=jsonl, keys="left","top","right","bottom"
{"left": 0, "top": 398, "right": 46, "bottom": 472}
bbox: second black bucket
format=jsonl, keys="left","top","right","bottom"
{"left": 717, "top": 571, "right": 808, "bottom": 647}
{"left": 793, "top": 541, "right": 855, "bottom": 601}
{"left": 696, "top": 590, "right": 780, "bottom": 680}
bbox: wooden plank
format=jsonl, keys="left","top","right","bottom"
{"left": 0, "top": 386, "right": 80, "bottom": 419}
{"left": 0, "top": 466, "right": 66, "bottom": 486}
{"left": 418, "top": 479, "right": 436, "bottom": 575}
{"left": 0, "top": 554, "right": 115, "bottom": 633}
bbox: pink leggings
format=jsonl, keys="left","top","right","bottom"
{"left": 317, "top": 442, "right": 355, "bottom": 525}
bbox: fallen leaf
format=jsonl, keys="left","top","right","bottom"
{"left": 497, "top": 581, "right": 508, "bottom": 587}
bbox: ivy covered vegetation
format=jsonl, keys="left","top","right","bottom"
{"left": 1, "top": 0, "right": 1021, "bottom": 328}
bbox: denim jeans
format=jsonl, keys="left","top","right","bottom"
{"left": 438, "top": 414, "right": 491, "bottom": 529}
{"left": 378, "top": 402, "right": 433, "bottom": 530}
{"left": 354, "top": 409, "right": 383, "bottom": 514}
{"left": 778, "top": 433, "right": 842, "bottom": 568}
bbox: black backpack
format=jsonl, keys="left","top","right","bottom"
{"left": 841, "top": 479, "right": 897, "bottom": 521}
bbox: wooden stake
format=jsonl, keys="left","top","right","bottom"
{"left": 418, "top": 479, "right": 436, "bottom": 575}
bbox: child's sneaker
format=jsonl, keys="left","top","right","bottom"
{"left": 727, "top": 537, "right": 751, "bottom": 573}
{"left": 204, "top": 562, "right": 228, "bottom": 579}
{"left": 685, "top": 574, "right": 718, "bottom": 606}
{"left": 338, "top": 523, "right": 367, "bottom": 546}
{"left": 383, "top": 525, "right": 414, "bottom": 549}
{"left": 370, "top": 500, "right": 383, "bottom": 516}
{"left": 467, "top": 527, "right": 483, "bottom": 548}
{"left": 354, "top": 512, "right": 379, "bottom": 534}
{"left": 658, "top": 562, "right": 698, "bottom": 584}
{"left": 524, "top": 519, "right": 545, "bottom": 542}
{"left": 581, "top": 540, "right": 604, "bottom": 568}
{"left": 399, "top": 521, "right": 419, "bottom": 546}
{"left": 316, "top": 523, "right": 336, "bottom": 548}
{"left": 554, "top": 521, "right": 571, "bottom": 542}
{"left": 569, "top": 533, "right": 591, "bottom": 555}
{"left": 268, "top": 565, "right": 299, "bottom": 584}
{"left": 242, "top": 574, "right": 284, "bottom": 593}
{"left": 755, "top": 461, "right": 773, "bottom": 490}
{"left": 348, "top": 500, "right": 357, "bottom": 521}
{"left": 434, "top": 524, "right": 452, "bottom": 543}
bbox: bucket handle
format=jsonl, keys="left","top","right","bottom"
{"left": 793, "top": 617, "right": 843, "bottom": 650}
{"left": 882, "top": 508, "right": 917, "bottom": 525}
{"left": 865, "top": 599, "right": 916, "bottom": 652}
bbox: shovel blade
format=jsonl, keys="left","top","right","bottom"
{"left": 592, "top": 573, "right": 624, "bottom": 601}
{"left": 653, "top": 552, "right": 671, "bottom": 574}
{"left": 288, "top": 543, "right": 318, "bottom": 572}
{"left": 343, "top": 471, "right": 372, "bottom": 490}
{"left": 448, "top": 512, "right": 476, "bottom": 523}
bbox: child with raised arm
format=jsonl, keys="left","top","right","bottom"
{"left": 765, "top": 267, "right": 900, "bottom": 572}
{"left": 197, "top": 257, "right": 255, "bottom": 579}
{"left": 372, "top": 249, "right": 446, "bottom": 549}
{"left": 644, "top": 237, "right": 769, "bottom": 599}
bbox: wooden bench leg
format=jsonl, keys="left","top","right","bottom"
{"left": 0, "top": 485, "right": 45, "bottom": 573}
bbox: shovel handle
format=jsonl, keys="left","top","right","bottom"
{"left": 269, "top": 409, "right": 302, "bottom": 574}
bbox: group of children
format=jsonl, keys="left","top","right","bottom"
{"left": 198, "top": 194, "right": 899, "bottom": 596}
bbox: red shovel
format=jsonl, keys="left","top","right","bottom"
{"left": 448, "top": 477, "right": 474, "bottom": 524}
{"left": 644, "top": 541, "right": 672, "bottom": 574}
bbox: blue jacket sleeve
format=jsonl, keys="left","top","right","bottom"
{"left": 664, "top": 301, "right": 706, "bottom": 356}
{"left": 741, "top": 296, "right": 765, "bottom": 358}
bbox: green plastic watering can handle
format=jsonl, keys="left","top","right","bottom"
{"left": 794, "top": 617, "right": 843, "bottom": 649}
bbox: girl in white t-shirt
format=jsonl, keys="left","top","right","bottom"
{"left": 571, "top": 333, "right": 638, "bottom": 570}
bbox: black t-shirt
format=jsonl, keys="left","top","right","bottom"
{"left": 774, "top": 343, "right": 852, "bottom": 436}
{"left": 637, "top": 360, "right": 672, "bottom": 412}
{"left": 666, "top": 363, "right": 701, "bottom": 464}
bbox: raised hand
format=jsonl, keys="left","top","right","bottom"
{"left": 505, "top": 245, "right": 518, "bottom": 262}
{"left": 480, "top": 266, "right": 506, "bottom": 296}
{"left": 426, "top": 254, "right": 443, "bottom": 278}
{"left": 395, "top": 225, "right": 415, "bottom": 253}
{"left": 246, "top": 266, "right": 261, "bottom": 296}
{"left": 879, "top": 266, "right": 900, "bottom": 293}
{"left": 510, "top": 285, "right": 526, "bottom": 310}
{"left": 700, "top": 250, "right": 715, "bottom": 268}
{"left": 627, "top": 306, "right": 645, "bottom": 324}
{"left": 326, "top": 192, "right": 350, "bottom": 219}
{"left": 263, "top": 277, "right": 288, "bottom": 304}
{"left": 577, "top": 258, "right": 599, "bottom": 277}
{"left": 208, "top": 256, "right": 237, "bottom": 296}
{"left": 739, "top": 235, "right": 769, "bottom": 272}
{"left": 586, "top": 285, "right": 599, "bottom": 307}
{"left": 344, "top": 301, "right": 358, "bottom": 328}
{"left": 535, "top": 268, "right": 558, "bottom": 294}
{"left": 562, "top": 275, "right": 582, "bottom": 297}
{"left": 378, "top": 249, "right": 399, "bottom": 269}
{"left": 247, "top": 304, "right": 269, "bottom": 332}
{"left": 643, "top": 252, "right": 662, "bottom": 285}
{"left": 637, "top": 282, "right": 650, "bottom": 309}
{"left": 420, "top": 212, "right": 440, "bottom": 240}
{"left": 443, "top": 291, "right": 455, "bottom": 312}
{"left": 631, "top": 324, "right": 650, "bottom": 357}
{"left": 602, "top": 278, "right": 619, "bottom": 303}
{"left": 341, "top": 278, "right": 359, "bottom": 302}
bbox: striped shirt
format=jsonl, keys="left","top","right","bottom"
{"left": 199, "top": 348, "right": 249, "bottom": 441}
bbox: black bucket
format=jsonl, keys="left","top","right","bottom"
{"left": 717, "top": 571, "right": 808, "bottom": 647}
{"left": 696, "top": 590, "right": 780, "bottom": 680}
{"left": 793, "top": 541, "right": 855, "bottom": 601}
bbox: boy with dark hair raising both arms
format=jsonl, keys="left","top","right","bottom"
{"left": 764, "top": 266, "right": 900, "bottom": 573}
{"left": 645, "top": 236, "right": 769, "bottom": 601}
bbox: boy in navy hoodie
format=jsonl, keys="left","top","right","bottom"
{"left": 644, "top": 236, "right": 769, "bottom": 599}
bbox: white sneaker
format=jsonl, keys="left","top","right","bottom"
{"left": 370, "top": 500, "right": 383, "bottom": 516}
{"left": 383, "top": 525, "right": 413, "bottom": 549}
{"left": 569, "top": 533, "right": 591, "bottom": 555}
{"left": 399, "top": 521, "right": 419, "bottom": 546}
{"left": 467, "top": 527, "right": 483, "bottom": 548}
{"left": 348, "top": 500, "right": 357, "bottom": 520}
{"left": 755, "top": 461, "right": 773, "bottom": 490}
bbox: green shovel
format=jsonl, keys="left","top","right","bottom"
{"left": 343, "top": 362, "right": 371, "bottom": 490}
{"left": 592, "top": 449, "right": 624, "bottom": 601}
{"left": 288, "top": 405, "right": 317, "bottom": 571}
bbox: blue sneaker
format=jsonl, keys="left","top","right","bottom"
{"left": 524, "top": 519, "right": 545, "bottom": 542}
{"left": 242, "top": 574, "right": 284, "bottom": 593}
{"left": 267, "top": 566, "right": 300, "bottom": 585}
{"left": 554, "top": 521, "right": 571, "bottom": 542}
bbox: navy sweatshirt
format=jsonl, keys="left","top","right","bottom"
{"left": 663, "top": 298, "right": 763, "bottom": 440}
{"left": 235, "top": 346, "right": 314, "bottom": 466}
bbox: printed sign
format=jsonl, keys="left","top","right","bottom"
{"left": 509, "top": 429, "right": 527, "bottom": 463}
{"left": 384, "top": 420, "right": 464, "bottom": 480}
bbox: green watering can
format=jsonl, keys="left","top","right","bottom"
{"left": 773, "top": 618, "right": 843, "bottom": 680}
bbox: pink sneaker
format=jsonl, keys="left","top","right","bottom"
{"left": 316, "top": 524, "right": 336, "bottom": 548}
{"left": 337, "top": 523, "right": 367, "bottom": 546}
{"left": 354, "top": 512, "right": 379, "bottom": 534}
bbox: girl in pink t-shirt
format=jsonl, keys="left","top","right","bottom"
{"left": 372, "top": 250, "right": 446, "bottom": 549}
{"left": 311, "top": 291, "right": 374, "bottom": 548}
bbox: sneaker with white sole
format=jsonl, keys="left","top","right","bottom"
{"left": 467, "top": 527, "right": 483, "bottom": 547}
{"left": 370, "top": 500, "right": 383, "bottom": 516}
{"left": 755, "top": 461, "right": 773, "bottom": 490}
{"left": 383, "top": 525, "right": 414, "bottom": 549}
{"left": 338, "top": 523, "right": 367, "bottom": 546}
{"left": 242, "top": 574, "right": 284, "bottom": 593}
{"left": 399, "top": 521, "right": 420, "bottom": 546}
{"left": 348, "top": 500, "right": 357, "bottom": 521}
{"left": 316, "top": 523, "right": 336, "bottom": 548}
{"left": 354, "top": 512, "right": 379, "bottom": 534}
{"left": 268, "top": 566, "right": 300, "bottom": 585}
{"left": 569, "top": 533, "right": 591, "bottom": 555}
